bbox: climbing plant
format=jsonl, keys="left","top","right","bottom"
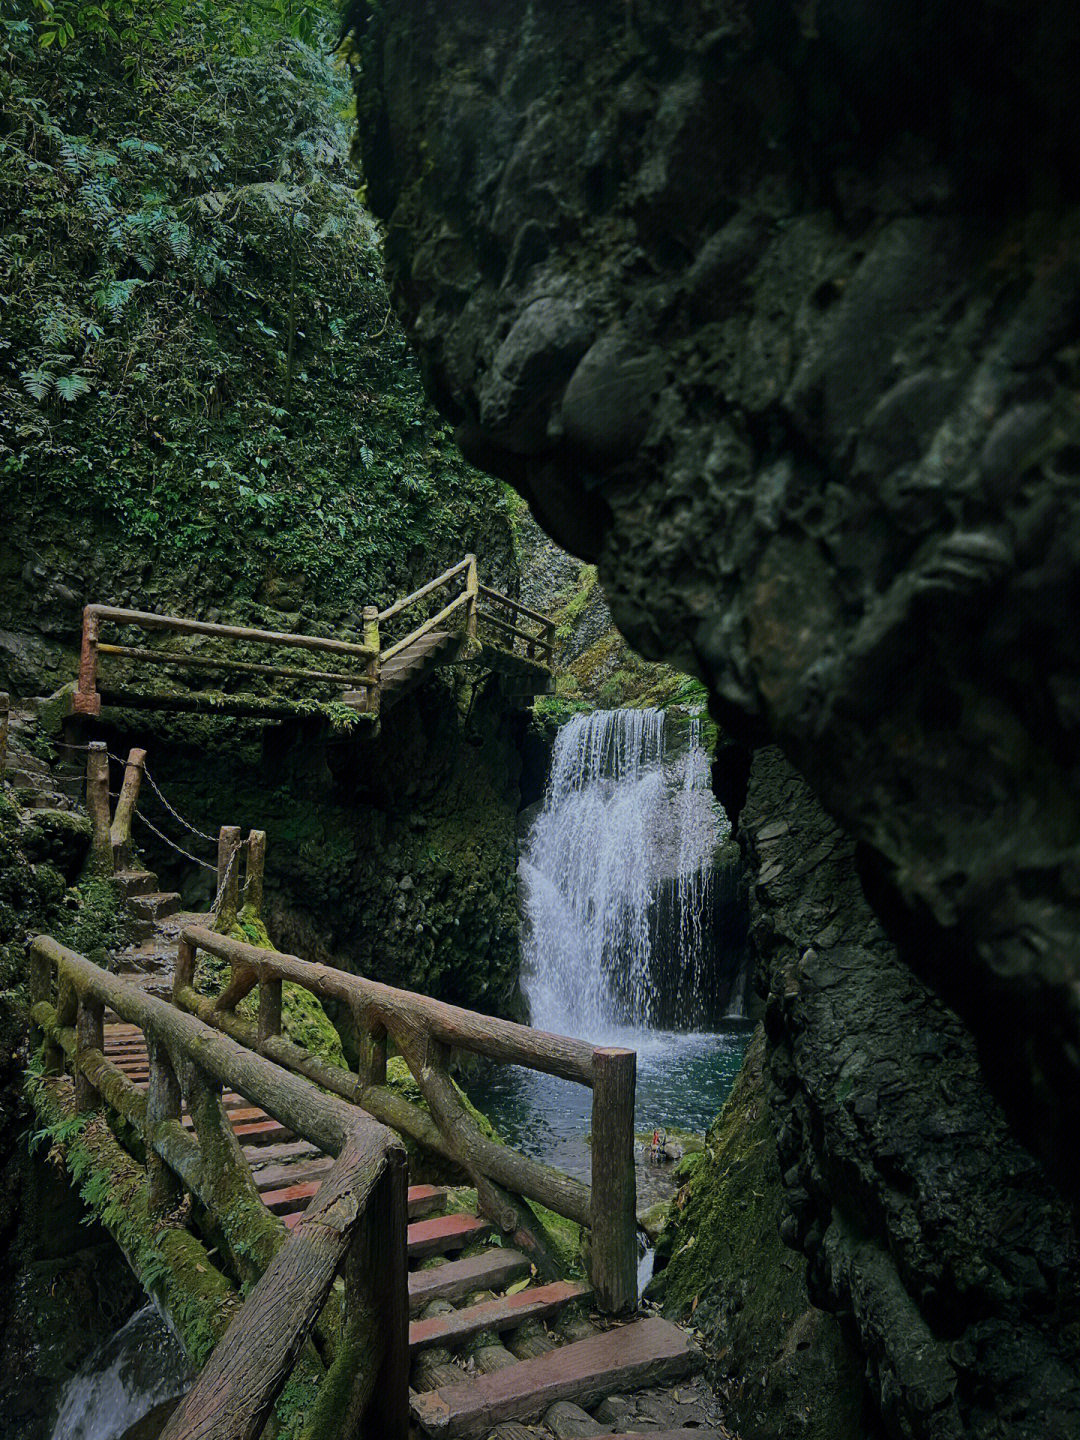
{"left": 0, "top": 0, "right": 512, "bottom": 622}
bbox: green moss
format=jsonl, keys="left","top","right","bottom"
{"left": 55, "top": 877, "right": 131, "bottom": 962}
{"left": 528, "top": 1198, "right": 583, "bottom": 1277}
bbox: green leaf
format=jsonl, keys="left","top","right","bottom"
{"left": 55, "top": 373, "right": 92, "bottom": 402}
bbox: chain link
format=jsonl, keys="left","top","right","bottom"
{"left": 136, "top": 762, "right": 219, "bottom": 845}
{"left": 209, "top": 838, "right": 244, "bottom": 917}
{"left": 131, "top": 806, "right": 218, "bottom": 872}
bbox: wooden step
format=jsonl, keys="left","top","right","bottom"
{"left": 603, "top": 1433, "right": 727, "bottom": 1439}
{"left": 253, "top": 1156, "right": 334, "bottom": 1192}
{"left": 231, "top": 1118, "right": 292, "bottom": 1145}
{"left": 408, "top": 1213, "right": 492, "bottom": 1260}
{"left": 408, "top": 1184, "right": 449, "bottom": 1219}
{"left": 410, "top": 1318, "right": 702, "bottom": 1437}
{"left": 409, "top": 1282, "right": 591, "bottom": 1353}
{"left": 408, "top": 1250, "right": 533, "bottom": 1315}
{"left": 261, "top": 1180, "right": 321, "bottom": 1216}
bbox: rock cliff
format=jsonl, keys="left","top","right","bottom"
{"left": 348, "top": 0, "right": 1080, "bottom": 1202}
{"left": 349, "top": 3, "right": 1080, "bottom": 1435}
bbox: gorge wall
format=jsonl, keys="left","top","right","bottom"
{"left": 348, "top": 2, "right": 1080, "bottom": 1435}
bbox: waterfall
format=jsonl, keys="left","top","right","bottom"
{"left": 520, "top": 709, "right": 729, "bottom": 1039}
{"left": 50, "top": 1304, "right": 192, "bottom": 1440}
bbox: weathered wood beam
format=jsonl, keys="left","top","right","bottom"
{"left": 380, "top": 588, "right": 471, "bottom": 664}
{"left": 378, "top": 556, "right": 472, "bottom": 623}
{"left": 109, "top": 747, "right": 146, "bottom": 867}
{"left": 31, "top": 937, "right": 391, "bottom": 1160}
{"left": 96, "top": 643, "right": 376, "bottom": 688}
{"left": 85, "top": 742, "right": 112, "bottom": 875}
{"left": 589, "top": 1048, "right": 638, "bottom": 1314}
{"left": 158, "top": 1126, "right": 402, "bottom": 1440}
{"left": 84, "top": 604, "right": 378, "bottom": 661}
{"left": 181, "top": 926, "right": 596, "bottom": 1084}
{"left": 245, "top": 829, "right": 267, "bottom": 917}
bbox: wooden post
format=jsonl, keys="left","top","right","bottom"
{"left": 357, "top": 1147, "right": 410, "bottom": 1437}
{"left": 258, "top": 978, "right": 282, "bottom": 1049}
{"left": 0, "top": 692, "right": 8, "bottom": 777}
{"left": 362, "top": 606, "right": 380, "bottom": 719}
{"left": 73, "top": 607, "right": 103, "bottom": 716}
{"left": 589, "top": 1047, "right": 638, "bottom": 1314}
{"left": 355, "top": 1007, "right": 387, "bottom": 1088}
{"left": 465, "top": 554, "right": 479, "bottom": 643}
{"left": 173, "top": 937, "right": 196, "bottom": 1003}
{"left": 147, "top": 1037, "right": 183, "bottom": 1213}
{"left": 244, "top": 829, "right": 267, "bottom": 917}
{"left": 215, "top": 825, "right": 242, "bottom": 933}
{"left": 31, "top": 948, "right": 62, "bottom": 1074}
{"left": 109, "top": 747, "right": 146, "bottom": 869}
{"left": 75, "top": 995, "right": 105, "bottom": 1113}
{"left": 86, "top": 742, "right": 112, "bottom": 876}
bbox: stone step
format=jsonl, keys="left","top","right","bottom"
{"left": 114, "top": 869, "right": 160, "bottom": 899}
{"left": 407, "top": 1213, "right": 492, "bottom": 1261}
{"left": 407, "top": 1184, "right": 450, "bottom": 1219}
{"left": 410, "top": 1318, "right": 703, "bottom": 1438}
{"left": 407, "top": 1250, "right": 533, "bottom": 1315}
{"left": 409, "top": 1282, "right": 591, "bottom": 1354}
{"left": 128, "top": 892, "right": 181, "bottom": 921}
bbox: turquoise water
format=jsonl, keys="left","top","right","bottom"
{"left": 468, "top": 1023, "right": 753, "bottom": 1183}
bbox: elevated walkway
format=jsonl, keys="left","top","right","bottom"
{"left": 67, "top": 555, "right": 555, "bottom": 726}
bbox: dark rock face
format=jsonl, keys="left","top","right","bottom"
{"left": 743, "top": 749, "right": 1079, "bottom": 1440}
{"left": 349, "top": 0, "right": 1080, "bottom": 1199}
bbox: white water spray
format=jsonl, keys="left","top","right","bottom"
{"left": 520, "top": 709, "right": 729, "bottom": 1039}
{"left": 50, "top": 1304, "right": 192, "bottom": 1440}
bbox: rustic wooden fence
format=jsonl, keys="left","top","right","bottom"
{"left": 72, "top": 556, "right": 554, "bottom": 720}
{"left": 29, "top": 935, "right": 409, "bottom": 1440}
{"left": 174, "top": 924, "right": 639, "bottom": 1313}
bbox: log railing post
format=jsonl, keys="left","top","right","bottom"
{"left": 86, "top": 741, "right": 112, "bottom": 876}
{"left": 0, "top": 692, "right": 8, "bottom": 777}
{"left": 589, "top": 1046, "right": 638, "bottom": 1314}
{"left": 75, "top": 994, "right": 105, "bottom": 1113}
{"left": 173, "top": 937, "right": 196, "bottom": 1003}
{"left": 31, "top": 949, "right": 63, "bottom": 1074}
{"left": 465, "top": 554, "right": 478, "bottom": 643}
{"left": 147, "top": 1037, "right": 183, "bottom": 1213}
{"left": 214, "top": 825, "right": 242, "bottom": 933}
{"left": 109, "top": 747, "right": 146, "bottom": 869}
{"left": 73, "top": 607, "right": 103, "bottom": 716}
{"left": 355, "top": 1007, "right": 387, "bottom": 1088}
{"left": 258, "top": 978, "right": 282, "bottom": 1050}
{"left": 354, "top": 1146, "right": 410, "bottom": 1437}
{"left": 362, "top": 606, "right": 380, "bottom": 719}
{"left": 244, "top": 828, "right": 267, "bottom": 917}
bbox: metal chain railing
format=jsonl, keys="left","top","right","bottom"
{"left": 131, "top": 807, "right": 218, "bottom": 873}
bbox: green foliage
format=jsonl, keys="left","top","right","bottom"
{"left": 55, "top": 876, "right": 130, "bottom": 959}
{"left": 1, "top": 2, "right": 512, "bottom": 631}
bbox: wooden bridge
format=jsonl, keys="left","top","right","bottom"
{"left": 70, "top": 555, "right": 556, "bottom": 724}
{"left": 28, "top": 924, "right": 711, "bottom": 1439}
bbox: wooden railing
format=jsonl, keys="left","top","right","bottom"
{"left": 73, "top": 605, "right": 380, "bottom": 717}
{"left": 175, "top": 924, "right": 640, "bottom": 1313}
{"left": 29, "top": 936, "right": 409, "bottom": 1439}
{"left": 72, "top": 558, "right": 556, "bottom": 720}
{"left": 477, "top": 585, "right": 556, "bottom": 665}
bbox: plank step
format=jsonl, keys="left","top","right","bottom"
{"left": 261, "top": 1180, "right": 321, "bottom": 1216}
{"left": 408, "top": 1213, "right": 492, "bottom": 1260}
{"left": 231, "top": 1118, "right": 292, "bottom": 1144}
{"left": 410, "top": 1318, "right": 703, "bottom": 1438}
{"left": 603, "top": 1433, "right": 728, "bottom": 1439}
{"left": 408, "top": 1250, "right": 532, "bottom": 1315}
{"left": 408, "top": 1184, "right": 449, "bottom": 1219}
{"left": 253, "top": 1157, "right": 334, "bottom": 1193}
{"left": 409, "top": 1281, "right": 591, "bottom": 1353}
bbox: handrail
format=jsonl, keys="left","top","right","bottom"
{"left": 178, "top": 924, "right": 639, "bottom": 1313}
{"left": 476, "top": 584, "right": 554, "bottom": 628}
{"left": 378, "top": 556, "right": 473, "bottom": 623}
{"left": 28, "top": 936, "right": 409, "bottom": 1438}
{"left": 73, "top": 560, "right": 557, "bottom": 718}
{"left": 74, "top": 604, "right": 378, "bottom": 717}
{"left": 380, "top": 586, "right": 473, "bottom": 663}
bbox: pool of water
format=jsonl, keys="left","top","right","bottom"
{"left": 468, "top": 1022, "right": 753, "bottom": 1184}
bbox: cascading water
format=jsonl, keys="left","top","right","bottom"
{"left": 50, "top": 1304, "right": 192, "bottom": 1440}
{"left": 520, "top": 709, "right": 730, "bottom": 1039}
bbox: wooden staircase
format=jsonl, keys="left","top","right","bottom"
{"left": 101, "top": 1019, "right": 717, "bottom": 1439}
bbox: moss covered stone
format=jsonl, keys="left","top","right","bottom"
{"left": 651, "top": 1026, "right": 864, "bottom": 1440}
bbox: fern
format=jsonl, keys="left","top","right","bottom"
{"left": 55, "top": 373, "right": 91, "bottom": 402}
{"left": 21, "top": 367, "right": 54, "bottom": 400}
